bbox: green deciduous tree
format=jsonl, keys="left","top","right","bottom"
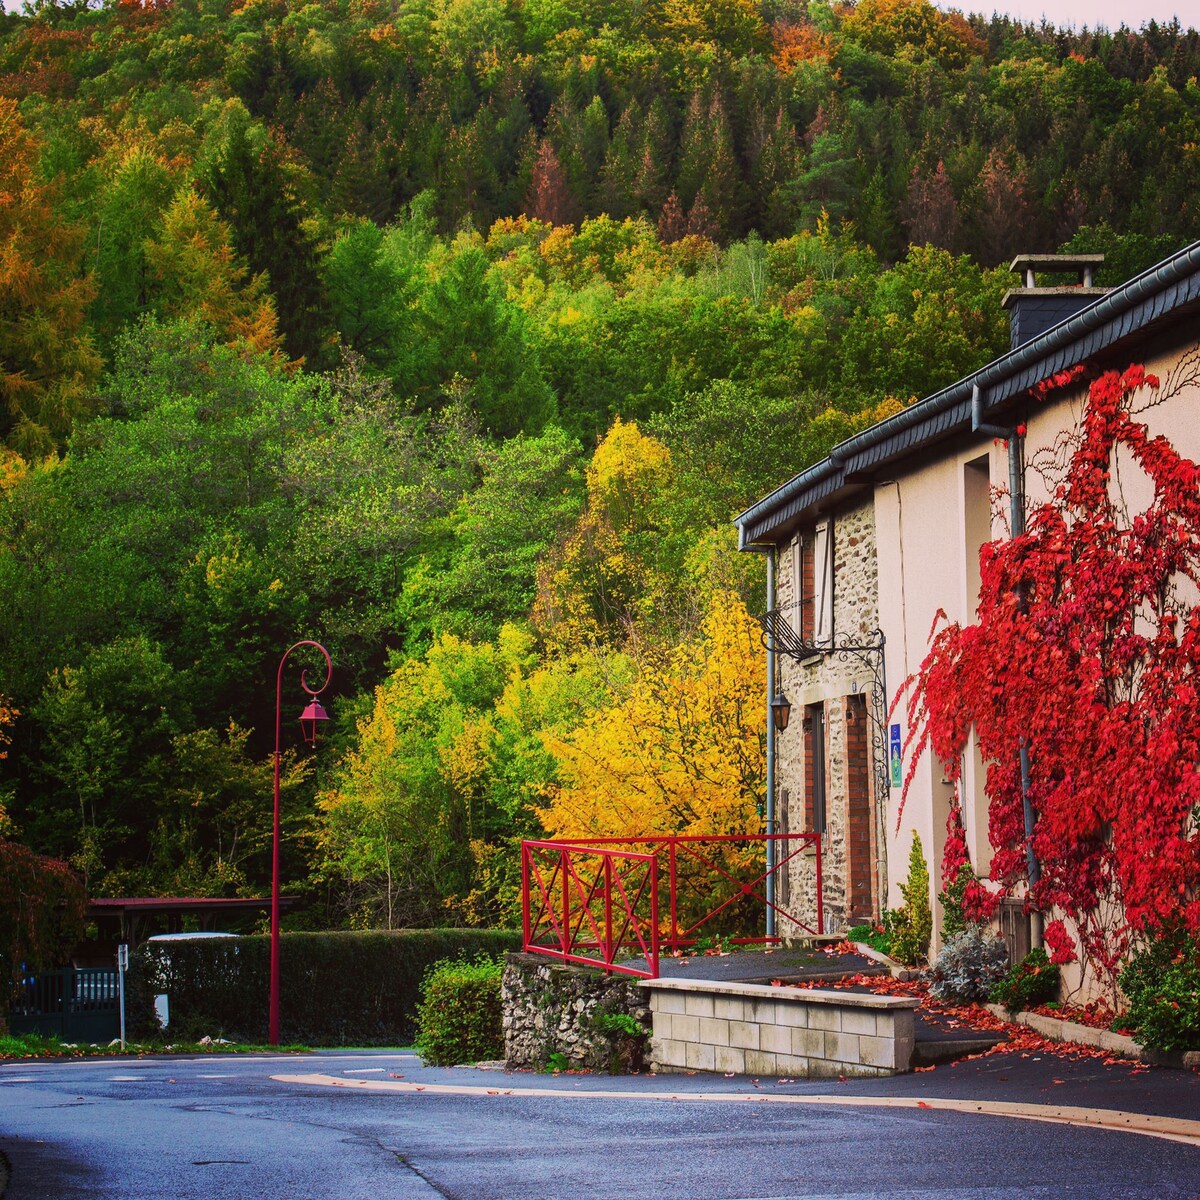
{"left": 401, "top": 424, "right": 585, "bottom": 640}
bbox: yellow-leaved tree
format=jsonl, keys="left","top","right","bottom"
{"left": 315, "top": 626, "right": 617, "bottom": 929}
{"left": 539, "top": 589, "right": 764, "bottom": 839}
{"left": 533, "top": 417, "right": 683, "bottom": 649}
{"left": 145, "top": 190, "right": 287, "bottom": 363}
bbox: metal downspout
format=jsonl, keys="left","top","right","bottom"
{"left": 1009, "top": 433, "right": 1043, "bottom": 949}
{"left": 974, "top": 386, "right": 1043, "bottom": 949}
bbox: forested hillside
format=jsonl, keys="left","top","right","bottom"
{"left": 0, "top": 0, "right": 1196, "bottom": 928}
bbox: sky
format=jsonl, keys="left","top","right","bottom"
{"left": 940, "top": 0, "right": 1196, "bottom": 31}
{"left": 0, "top": 1, "right": 1194, "bottom": 36}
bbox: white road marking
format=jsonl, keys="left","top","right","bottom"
{"left": 343, "top": 1068, "right": 386, "bottom": 1074}
{"left": 273, "top": 1073, "right": 1200, "bottom": 1150}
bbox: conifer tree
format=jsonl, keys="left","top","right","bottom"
{"left": 858, "top": 164, "right": 900, "bottom": 259}
{"left": 747, "top": 104, "right": 800, "bottom": 238}
{"left": 633, "top": 98, "right": 673, "bottom": 217}
{"left": 144, "top": 190, "right": 287, "bottom": 362}
{"left": 687, "top": 194, "right": 717, "bottom": 240}
{"left": 675, "top": 89, "right": 710, "bottom": 209}
{"left": 658, "top": 191, "right": 686, "bottom": 244}
{"left": 597, "top": 101, "right": 643, "bottom": 219}
{"left": 525, "top": 138, "right": 580, "bottom": 227}
{"left": 902, "top": 159, "right": 961, "bottom": 251}
{"left": 970, "top": 148, "right": 1035, "bottom": 266}
{"left": 198, "top": 102, "right": 329, "bottom": 363}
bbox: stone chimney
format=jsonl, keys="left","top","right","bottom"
{"left": 1002, "top": 254, "right": 1108, "bottom": 350}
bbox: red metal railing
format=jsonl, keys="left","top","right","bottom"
{"left": 521, "top": 834, "right": 823, "bottom": 978}
{"left": 522, "top": 841, "right": 661, "bottom": 978}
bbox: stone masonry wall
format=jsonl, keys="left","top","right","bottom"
{"left": 776, "top": 498, "right": 881, "bottom": 934}
{"left": 501, "top": 953, "right": 653, "bottom": 1070}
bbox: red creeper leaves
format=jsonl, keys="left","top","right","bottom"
{"left": 903, "top": 361, "right": 1200, "bottom": 985}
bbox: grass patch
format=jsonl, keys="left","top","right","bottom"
{"left": 0, "top": 1032, "right": 312, "bottom": 1059}
{"left": 847, "top": 923, "right": 892, "bottom": 955}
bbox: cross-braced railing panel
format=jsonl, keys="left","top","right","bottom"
{"left": 522, "top": 841, "right": 660, "bottom": 979}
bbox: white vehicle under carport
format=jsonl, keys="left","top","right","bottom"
{"left": 143, "top": 932, "right": 240, "bottom": 1030}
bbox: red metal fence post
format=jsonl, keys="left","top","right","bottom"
{"left": 603, "top": 854, "right": 613, "bottom": 967}
{"left": 561, "top": 847, "right": 571, "bottom": 955}
{"left": 649, "top": 856, "right": 660, "bottom": 977}
{"left": 668, "top": 839, "right": 679, "bottom": 953}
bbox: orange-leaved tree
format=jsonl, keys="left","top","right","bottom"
{"left": 0, "top": 98, "right": 101, "bottom": 456}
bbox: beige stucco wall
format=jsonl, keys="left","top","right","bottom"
{"left": 875, "top": 437, "right": 1005, "bottom": 944}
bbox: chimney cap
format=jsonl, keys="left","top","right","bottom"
{"left": 1008, "top": 253, "right": 1106, "bottom": 292}
{"left": 1008, "top": 253, "right": 1105, "bottom": 273}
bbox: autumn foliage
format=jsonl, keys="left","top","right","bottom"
{"left": 0, "top": 700, "right": 86, "bottom": 1009}
{"left": 0, "top": 98, "right": 101, "bottom": 456}
{"left": 539, "top": 590, "right": 764, "bottom": 840}
{"left": 905, "top": 357, "right": 1200, "bottom": 983}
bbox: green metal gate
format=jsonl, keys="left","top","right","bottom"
{"left": 8, "top": 968, "right": 120, "bottom": 1043}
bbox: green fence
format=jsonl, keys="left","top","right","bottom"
{"left": 9, "top": 967, "right": 120, "bottom": 1043}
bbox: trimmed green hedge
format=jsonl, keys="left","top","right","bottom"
{"left": 128, "top": 929, "right": 520, "bottom": 1045}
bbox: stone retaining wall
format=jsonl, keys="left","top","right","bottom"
{"left": 641, "top": 977, "right": 918, "bottom": 1077}
{"left": 501, "top": 953, "right": 652, "bottom": 1071}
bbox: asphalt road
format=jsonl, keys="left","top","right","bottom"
{"left": 2, "top": 1050, "right": 1200, "bottom": 1199}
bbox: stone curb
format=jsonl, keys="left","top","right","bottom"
{"left": 985, "top": 1004, "right": 1157, "bottom": 1061}
{"left": 850, "top": 941, "right": 920, "bottom": 981}
{"left": 640, "top": 975, "right": 920, "bottom": 1009}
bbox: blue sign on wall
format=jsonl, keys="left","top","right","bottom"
{"left": 889, "top": 723, "right": 902, "bottom": 788}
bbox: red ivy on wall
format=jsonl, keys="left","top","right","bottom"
{"left": 903, "top": 357, "right": 1200, "bottom": 984}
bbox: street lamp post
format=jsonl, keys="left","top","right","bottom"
{"left": 270, "top": 640, "right": 332, "bottom": 1046}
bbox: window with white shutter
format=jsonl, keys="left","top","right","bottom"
{"left": 812, "top": 519, "right": 833, "bottom": 647}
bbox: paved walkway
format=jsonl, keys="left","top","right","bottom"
{"left": 627, "top": 945, "right": 887, "bottom": 983}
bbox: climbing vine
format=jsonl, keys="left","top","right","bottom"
{"left": 903, "top": 353, "right": 1200, "bottom": 985}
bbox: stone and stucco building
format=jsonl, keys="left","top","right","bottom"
{"left": 738, "top": 245, "right": 1200, "bottom": 976}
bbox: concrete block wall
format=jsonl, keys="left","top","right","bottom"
{"left": 641, "top": 977, "right": 917, "bottom": 1078}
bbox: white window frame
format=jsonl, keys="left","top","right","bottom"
{"left": 791, "top": 538, "right": 804, "bottom": 637}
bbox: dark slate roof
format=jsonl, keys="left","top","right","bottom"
{"left": 735, "top": 240, "right": 1200, "bottom": 548}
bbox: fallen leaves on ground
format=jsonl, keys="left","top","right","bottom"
{"left": 774, "top": 973, "right": 1145, "bottom": 1069}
